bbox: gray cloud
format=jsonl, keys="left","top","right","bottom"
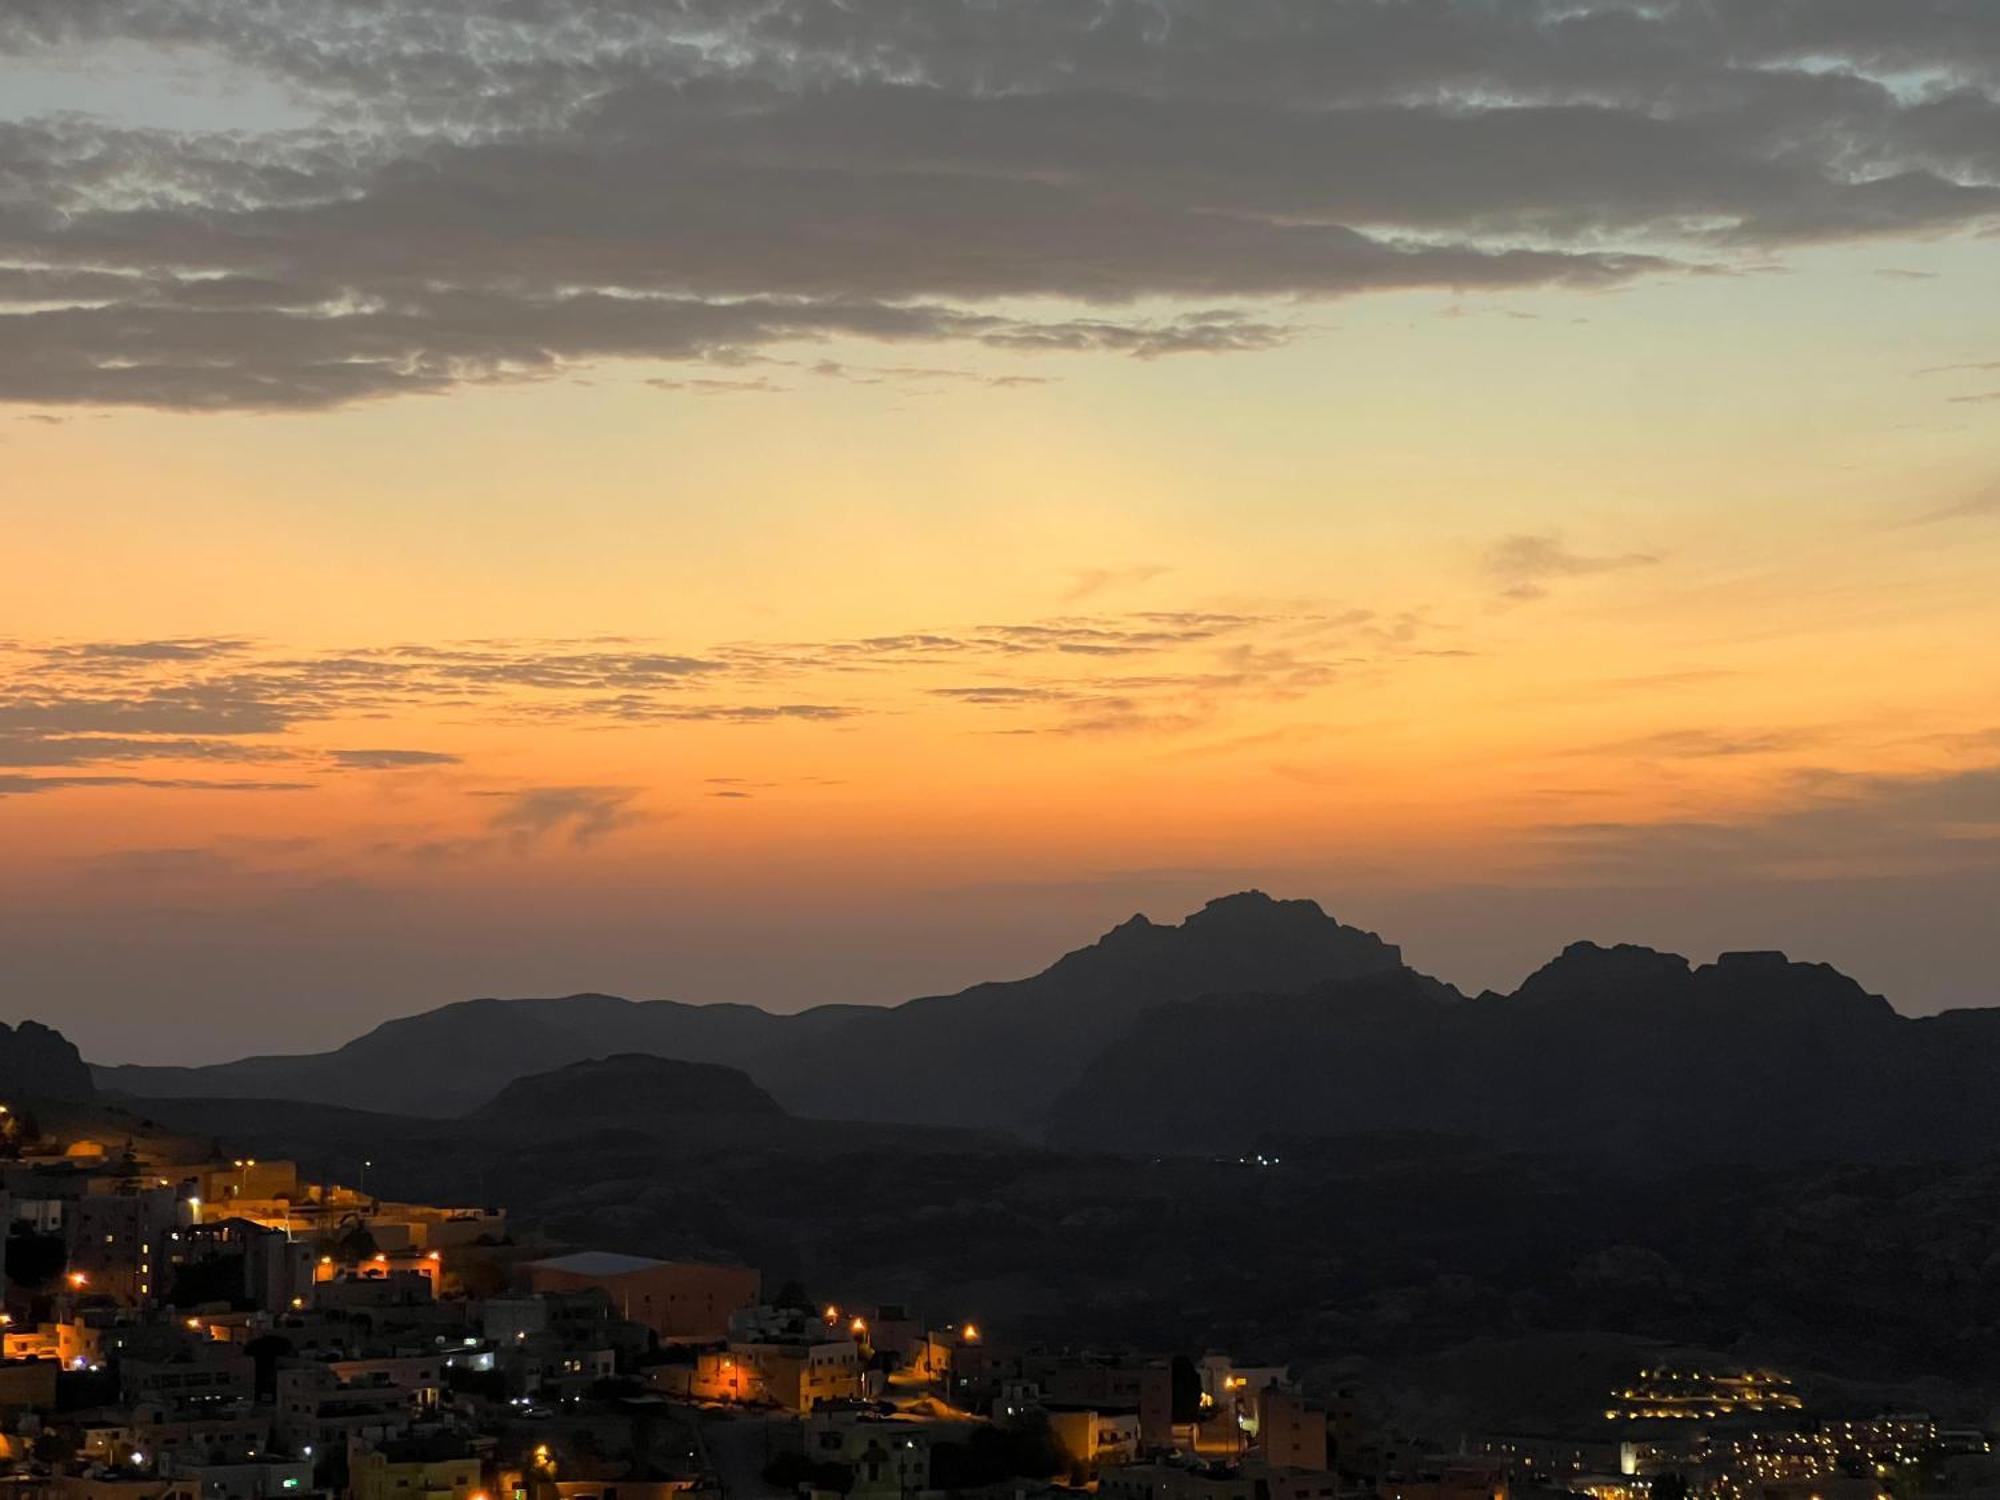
{"left": 0, "top": 773, "right": 310, "bottom": 797}
{"left": 329, "top": 748, "right": 462, "bottom": 770}
{"left": 482, "top": 785, "right": 646, "bottom": 849}
{"left": 0, "top": 731, "right": 291, "bottom": 767}
{"left": 1537, "top": 763, "right": 2000, "bottom": 880}
{"left": 1898, "top": 485, "right": 2000, "bottom": 526}
{"left": 1578, "top": 728, "right": 1824, "bottom": 760}
{"left": 5, "top": 2, "right": 1996, "bottom": 410}
{"left": 1484, "top": 532, "right": 1661, "bottom": 600}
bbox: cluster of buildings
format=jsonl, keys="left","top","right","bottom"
{"left": 0, "top": 1136, "right": 741, "bottom": 1500}
{"left": 4, "top": 1128, "right": 1996, "bottom": 1500}
{"left": 1464, "top": 1370, "right": 1994, "bottom": 1500}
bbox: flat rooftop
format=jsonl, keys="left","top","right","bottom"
{"left": 528, "top": 1251, "right": 671, "bottom": 1277}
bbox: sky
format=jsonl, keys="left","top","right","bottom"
{"left": 3, "top": 0, "right": 1998, "bottom": 1065}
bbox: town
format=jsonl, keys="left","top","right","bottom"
{"left": 3, "top": 1117, "right": 1994, "bottom": 1500}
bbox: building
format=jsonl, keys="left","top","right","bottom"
{"left": 69, "top": 1184, "right": 183, "bottom": 1308}
{"left": 273, "top": 1363, "right": 414, "bottom": 1454}
{"left": 348, "top": 1434, "right": 482, "bottom": 1500}
{"left": 1044, "top": 1406, "right": 1143, "bottom": 1474}
{"left": 1377, "top": 1459, "right": 1508, "bottom": 1500}
{"left": 523, "top": 1254, "right": 757, "bottom": 1341}
{"left": 0, "top": 1356, "right": 58, "bottom": 1411}
{"left": 1100, "top": 1461, "right": 1261, "bottom": 1500}
{"left": 120, "top": 1343, "right": 257, "bottom": 1411}
{"left": 1034, "top": 1355, "right": 1177, "bottom": 1449}
{"left": 800, "top": 1411, "right": 933, "bottom": 1500}
{"left": 171, "top": 1219, "right": 319, "bottom": 1315}
{"left": 77, "top": 1400, "right": 273, "bottom": 1470}
{"left": 168, "top": 1458, "right": 313, "bottom": 1500}
{"left": 1258, "top": 1390, "right": 1329, "bottom": 1472}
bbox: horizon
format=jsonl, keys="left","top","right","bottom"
{"left": 6, "top": 2, "right": 1998, "bottom": 1065}
{"left": 67, "top": 888, "right": 1947, "bottom": 1071}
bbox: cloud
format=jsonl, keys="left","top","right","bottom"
{"left": 52, "top": 638, "right": 254, "bottom": 665}
{"left": 807, "top": 360, "right": 1054, "bottom": 389}
{"left": 646, "top": 375, "right": 786, "bottom": 395}
{"left": 1483, "top": 532, "right": 1661, "bottom": 601}
{"left": 481, "top": 785, "right": 645, "bottom": 849}
{"left": 0, "top": 774, "right": 310, "bottom": 797}
{"left": 0, "top": 732, "right": 291, "bottom": 767}
{"left": 1578, "top": 728, "right": 1824, "bottom": 760}
{"left": 1536, "top": 762, "right": 2000, "bottom": 881}
{"left": 1897, "top": 485, "right": 2000, "bottom": 526}
{"left": 0, "top": 604, "right": 1459, "bottom": 769}
{"left": 1064, "top": 566, "right": 1171, "bottom": 603}
{"left": 328, "top": 748, "right": 462, "bottom": 769}
{"left": 7, "top": 1, "right": 1998, "bottom": 410}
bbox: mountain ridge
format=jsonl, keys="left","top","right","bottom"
{"left": 64, "top": 890, "right": 2000, "bottom": 1160}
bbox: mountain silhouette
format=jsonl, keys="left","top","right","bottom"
{"left": 1045, "top": 941, "right": 2000, "bottom": 1161}
{"left": 76, "top": 893, "right": 2000, "bottom": 1162}
{"left": 0, "top": 1019, "right": 95, "bottom": 1102}
{"left": 91, "top": 892, "right": 1419, "bottom": 1132}
{"left": 95, "top": 993, "right": 868, "bottom": 1117}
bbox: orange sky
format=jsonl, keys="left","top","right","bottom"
{"left": 4, "top": 4, "right": 1999, "bottom": 1060}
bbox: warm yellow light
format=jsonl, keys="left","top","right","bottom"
{"left": 68, "top": 1271, "right": 88, "bottom": 1288}
{"left": 962, "top": 1323, "right": 980, "bottom": 1342}
{"left": 187, "top": 1317, "right": 202, "bottom": 1329}
{"left": 850, "top": 1317, "right": 867, "bottom": 1335}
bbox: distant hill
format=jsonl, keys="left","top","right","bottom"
{"left": 95, "top": 993, "right": 868, "bottom": 1118}
{"left": 0, "top": 1019, "right": 95, "bottom": 1102}
{"left": 1046, "top": 941, "right": 2000, "bottom": 1162}
{"left": 470, "top": 1053, "right": 785, "bottom": 1128}
{"left": 92, "top": 892, "right": 1426, "bottom": 1133}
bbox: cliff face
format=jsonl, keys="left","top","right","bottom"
{"left": 0, "top": 1020, "right": 95, "bottom": 1102}
{"left": 1044, "top": 946, "right": 2000, "bottom": 1164}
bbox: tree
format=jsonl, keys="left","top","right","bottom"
{"left": 5, "top": 1229, "right": 67, "bottom": 1290}
{"left": 331, "top": 1221, "right": 379, "bottom": 1261}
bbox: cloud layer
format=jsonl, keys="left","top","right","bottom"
{"left": 0, "top": 601, "right": 1470, "bottom": 793}
{"left": 3, "top": 0, "right": 1997, "bottom": 409}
